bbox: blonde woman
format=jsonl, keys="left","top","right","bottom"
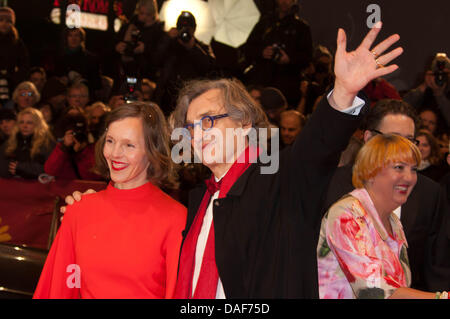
{"left": 317, "top": 134, "right": 448, "bottom": 299}
{"left": 0, "top": 107, "right": 54, "bottom": 179}
{"left": 12, "top": 81, "right": 40, "bottom": 112}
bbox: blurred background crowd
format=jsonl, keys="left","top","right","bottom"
{"left": 0, "top": 0, "right": 449, "bottom": 207}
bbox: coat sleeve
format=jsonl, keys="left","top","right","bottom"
{"left": 289, "top": 93, "right": 368, "bottom": 227}
{"left": 164, "top": 204, "right": 187, "bottom": 299}
{"left": 33, "top": 208, "right": 80, "bottom": 299}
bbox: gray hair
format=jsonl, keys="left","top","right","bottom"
{"left": 172, "top": 78, "right": 270, "bottom": 132}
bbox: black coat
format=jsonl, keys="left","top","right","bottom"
{"left": 153, "top": 35, "right": 217, "bottom": 114}
{"left": 243, "top": 11, "right": 313, "bottom": 105}
{"left": 324, "top": 163, "right": 450, "bottom": 291}
{"left": 182, "top": 95, "right": 367, "bottom": 298}
{"left": 0, "top": 33, "right": 30, "bottom": 96}
{"left": 0, "top": 133, "right": 55, "bottom": 179}
{"left": 54, "top": 47, "right": 102, "bottom": 91}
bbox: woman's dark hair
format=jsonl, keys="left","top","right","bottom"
{"left": 95, "top": 102, "right": 178, "bottom": 189}
{"left": 416, "top": 129, "right": 442, "bottom": 165}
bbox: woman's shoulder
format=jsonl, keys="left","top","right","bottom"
{"left": 327, "top": 194, "right": 365, "bottom": 221}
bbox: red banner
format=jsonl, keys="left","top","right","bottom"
{"left": 0, "top": 178, "right": 107, "bottom": 249}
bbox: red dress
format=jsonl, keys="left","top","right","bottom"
{"left": 33, "top": 182, "right": 186, "bottom": 299}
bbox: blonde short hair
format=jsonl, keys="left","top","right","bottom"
{"left": 352, "top": 134, "right": 422, "bottom": 188}
{"left": 12, "top": 81, "right": 40, "bottom": 105}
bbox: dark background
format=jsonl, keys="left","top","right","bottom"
{"left": 6, "top": 0, "right": 450, "bottom": 92}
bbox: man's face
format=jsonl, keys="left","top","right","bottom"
{"left": 29, "top": 72, "right": 46, "bottom": 92}
{"left": 416, "top": 135, "right": 431, "bottom": 160}
{"left": 67, "top": 88, "right": 89, "bottom": 109}
{"left": 249, "top": 89, "right": 261, "bottom": 107}
{"left": 0, "top": 119, "right": 15, "bottom": 136}
{"left": 280, "top": 114, "right": 301, "bottom": 145}
{"left": 276, "top": 0, "right": 296, "bottom": 13}
{"left": 137, "top": 6, "right": 154, "bottom": 26}
{"left": 0, "top": 17, "right": 12, "bottom": 34}
{"left": 365, "top": 114, "right": 415, "bottom": 142}
{"left": 186, "top": 89, "right": 249, "bottom": 177}
{"left": 419, "top": 110, "right": 437, "bottom": 134}
{"left": 67, "top": 30, "right": 82, "bottom": 49}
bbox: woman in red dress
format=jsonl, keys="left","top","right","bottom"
{"left": 33, "top": 102, "right": 186, "bottom": 299}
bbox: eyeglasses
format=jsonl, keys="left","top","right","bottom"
{"left": 20, "top": 92, "right": 34, "bottom": 97}
{"left": 371, "top": 129, "right": 420, "bottom": 146}
{"left": 183, "top": 113, "right": 229, "bottom": 139}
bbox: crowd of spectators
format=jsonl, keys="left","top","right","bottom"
{"left": 0, "top": 0, "right": 449, "bottom": 206}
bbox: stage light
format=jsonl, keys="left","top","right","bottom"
{"left": 159, "top": 0, "right": 216, "bottom": 44}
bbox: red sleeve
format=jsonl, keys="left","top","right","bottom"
{"left": 33, "top": 208, "right": 80, "bottom": 299}
{"left": 44, "top": 144, "right": 75, "bottom": 179}
{"left": 164, "top": 204, "right": 187, "bottom": 299}
{"left": 378, "top": 79, "right": 401, "bottom": 100}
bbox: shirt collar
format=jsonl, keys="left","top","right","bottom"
{"left": 350, "top": 188, "right": 408, "bottom": 248}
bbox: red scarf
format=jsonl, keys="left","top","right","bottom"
{"left": 174, "top": 146, "right": 259, "bottom": 298}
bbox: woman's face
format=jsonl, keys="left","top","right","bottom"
{"left": 416, "top": 135, "right": 431, "bottom": 160}
{"left": 103, "top": 117, "right": 150, "bottom": 189}
{"left": 366, "top": 161, "right": 417, "bottom": 213}
{"left": 17, "top": 89, "right": 35, "bottom": 109}
{"left": 18, "top": 113, "right": 36, "bottom": 137}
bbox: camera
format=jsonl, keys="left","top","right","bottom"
{"left": 431, "top": 53, "right": 449, "bottom": 87}
{"left": 124, "top": 21, "right": 143, "bottom": 57}
{"left": 176, "top": 11, "right": 196, "bottom": 44}
{"left": 272, "top": 43, "right": 285, "bottom": 62}
{"left": 64, "top": 114, "right": 88, "bottom": 145}
{"left": 72, "top": 126, "right": 87, "bottom": 144}
{"left": 124, "top": 77, "right": 138, "bottom": 103}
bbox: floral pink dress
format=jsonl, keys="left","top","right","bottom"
{"left": 317, "top": 188, "right": 411, "bottom": 299}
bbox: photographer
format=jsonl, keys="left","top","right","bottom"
{"left": 54, "top": 27, "right": 102, "bottom": 94}
{"left": 44, "top": 113, "right": 102, "bottom": 181}
{"left": 404, "top": 53, "right": 450, "bottom": 128}
{"left": 243, "top": 0, "right": 313, "bottom": 106}
{"left": 244, "top": 0, "right": 312, "bottom": 105}
{"left": 113, "top": 0, "right": 165, "bottom": 83}
{"left": 152, "top": 11, "right": 216, "bottom": 114}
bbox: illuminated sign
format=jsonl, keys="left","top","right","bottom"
{"left": 51, "top": 0, "right": 123, "bottom": 32}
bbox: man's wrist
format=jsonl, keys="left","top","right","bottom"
{"left": 330, "top": 83, "right": 357, "bottom": 110}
